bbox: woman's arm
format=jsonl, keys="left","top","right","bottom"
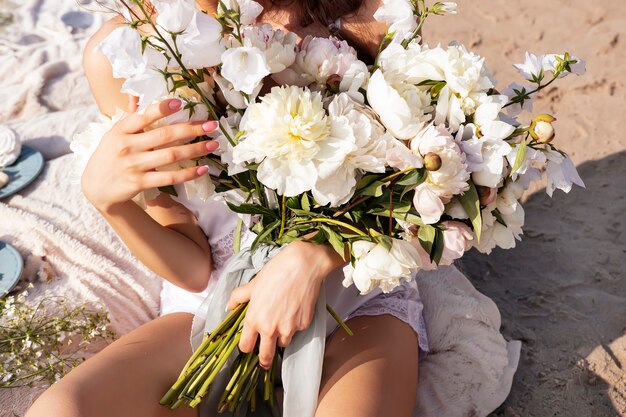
{"left": 227, "top": 240, "right": 347, "bottom": 368}
{"left": 82, "top": 17, "right": 218, "bottom": 292}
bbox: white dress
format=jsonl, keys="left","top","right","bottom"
{"left": 160, "top": 185, "right": 430, "bottom": 354}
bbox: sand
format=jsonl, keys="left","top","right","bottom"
{"left": 424, "top": 1, "right": 626, "bottom": 415}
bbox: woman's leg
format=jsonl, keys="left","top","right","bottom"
{"left": 316, "top": 315, "right": 419, "bottom": 417}
{"left": 26, "top": 313, "right": 198, "bottom": 417}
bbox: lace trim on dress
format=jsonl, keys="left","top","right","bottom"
{"left": 345, "top": 285, "right": 430, "bottom": 354}
{"left": 211, "top": 230, "right": 235, "bottom": 273}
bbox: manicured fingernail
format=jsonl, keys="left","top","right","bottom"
{"left": 196, "top": 166, "right": 209, "bottom": 176}
{"left": 206, "top": 141, "right": 219, "bottom": 151}
{"left": 169, "top": 99, "right": 183, "bottom": 110}
{"left": 202, "top": 121, "right": 218, "bottom": 132}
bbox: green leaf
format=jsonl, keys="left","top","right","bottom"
{"left": 511, "top": 139, "right": 527, "bottom": 175}
{"left": 320, "top": 226, "right": 347, "bottom": 260}
{"left": 418, "top": 224, "right": 436, "bottom": 255}
{"left": 368, "top": 208, "right": 424, "bottom": 227}
{"left": 357, "top": 180, "right": 389, "bottom": 198}
{"left": 430, "top": 81, "right": 447, "bottom": 98}
{"left": 251, "top": 220, "right": 280, "bottom": 251}
{"left": 355, "top": 174, "right": 383, "bottom": 192}
{"left": 431, "top": 228, "right": 445, "bottom": 264}
{"left": 374, "top": 234, "right": 393, "bottom": 252}
{"left": 306, "top": 230, "right": 327, "bottom": 245}
{"left": 301, "top": 193, "right": 311, "bottom": 212}
{"left": 459, "top": 181, "right": 482, "bottom": 242}
{"left": 492, "top": 208, "right": 508, "bottom": 227}
{"left": 275, "top": 229, "right": 300, "bottom": 245}
{"left": 288, "top": 208, "right": 319, "bottom": 217}
{"left": 400, "top": 184, "right": 415, "bottom": 200}
{"left": 396, "top": 169, "right": 427, "bottom": 187}
{"left": 286, "top": 196, "right": 301, "bottom": 210}
{"left": 226, "top": 202, "right": 278, "bottom": 220}
{"left": 158, "top": 185, "right": 178, "bottom": 197}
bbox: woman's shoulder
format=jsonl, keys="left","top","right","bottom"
{"left": 83, "top": 16, "right": 128, "bottom": 117}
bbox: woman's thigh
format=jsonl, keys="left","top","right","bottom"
{"left": 316, "top": 314, "right": 419, "bottom": 417}
{"left": 26, "top": 313, "right": 198, "bottom": 417}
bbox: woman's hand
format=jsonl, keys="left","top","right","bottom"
{"left": 227, "top": 241, "right": 344, "bottom": 369}
{"left": 81, "top": 97, "right": 219, "bottom": 213}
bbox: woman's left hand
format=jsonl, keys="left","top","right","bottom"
{"left": 227, "top": 241, "right": 342, "bottom": 369}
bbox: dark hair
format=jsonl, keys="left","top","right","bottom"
{"left": 266, "top": 0, "right": 365, "bottom": 27}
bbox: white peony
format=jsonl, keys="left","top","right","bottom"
{"left": 386, "top": 138, "right": 423, "bottom": 171}
{"left": 513, "top": 52, "right": 545, "bottom": 82}
{"left": 342, "top": 239, "right": 421, "bottom": 295}
{"left": 432, "top": 44, "right": 496, "bottom": 132}
{"left": 456, "top": 96, "right": 514, "bottom": 188}
{"left": 312, "top": 94, "right": 391, "bottom": 207}
{"left": 0, "top": 126, "right": 21, "bottom": 168}
{"left": 152, "top": 0, "right": 196, "bottom": 33}
{"left": 121, "top": 48, "right": 171, "bottom": 113}
{"left": 214, "top": 73, "right": 262, "bottom": 110}
{"left": 289, "top": 36, "right": 361, "bottom": 86}
{"left": 440, "top": 220, "right": 473, "bottom": 264}
{"left": 339, "top": 59, "right": 370, "bottom": 103}
{"left": 410, "top": 124, "right": 470, "bottom": 224}
{"left": 177, "top": 12, "right": 224, "bottom": 69}
{"left": 543, "top": 53, "right": 586, "bottom": 78}
{"left": 374, "top": 0, "right": 417, "bottom": 41}
{"left": 232, "top": 86, "right": 353, "bottom": 197}
{"left": 218, "top": 0, "right": 264, "bottom": 25}
{"left": 213, "top": 113, "right": 247, "bottom": 176}
{"left": 238, "top": 25, "right": 298, "bottom": 74}
{"left": 367, "top": 69, "right": 433, "bottom": 140}
{"left": 221, "top": 46, "right": 270, "bottom": 95}
{"left": 473, "top": 181, "right": 525, "bottom": 254}
{"left": 98, "top": 26, "right": 145, "bottom": 79}
{"left": 177, "top": 160, "right": 216, "bottom": 202}
{"left": 368, "top": 42, "right": 438, "bottom": 139}
{"left": 545, "top": 151, "right": 585, "bottom": 197}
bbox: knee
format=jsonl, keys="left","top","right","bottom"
{"left": 26, "top": 380, "right": 84, "bottom": 417}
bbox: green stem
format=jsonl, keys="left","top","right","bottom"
{"left": 326, "top": 305, "right": 354, "bottom": 337}
{"left": 278, "top": 195, "right": 287, "bottom": 239}
{"left": 234, "top": 218, "right": 244, "bottom": 254}
{"left": 503, "top": 75, "right": 559, "bottom": 108}
{"left": 296, "top": 218, "right": 367, "bottom": 237}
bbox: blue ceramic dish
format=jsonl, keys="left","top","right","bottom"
{"left": 0, "top": 145, "right": 45, "bottom": 200}
{"left": 0, "top": 241, "right": 23, "bottom": 297}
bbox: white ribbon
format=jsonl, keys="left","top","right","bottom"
{"left": 192, "top": 244, "right": 326, "bottom": 417}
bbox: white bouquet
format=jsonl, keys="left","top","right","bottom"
{"left": 75, "top": 0, "right": 586, "bottom": 414}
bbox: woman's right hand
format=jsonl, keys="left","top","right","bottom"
{"left": 81, "top": 98, "right": 219, "bottom": 212}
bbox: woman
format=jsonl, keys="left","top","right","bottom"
{"left": 26, "top": 1, "right": 427, "bottom": 416}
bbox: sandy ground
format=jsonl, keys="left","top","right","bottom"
{"left": 425, "top": 1, "right": 626, "bottom": 416}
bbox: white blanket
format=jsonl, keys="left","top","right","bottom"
{"left": 0, "top": 1, "right": 520, "bottom": 416}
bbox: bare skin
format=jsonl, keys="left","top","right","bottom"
{"left": 26, "top": 1, "right": 420, "bottom": 416}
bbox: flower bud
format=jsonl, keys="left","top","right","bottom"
{"left": 530, "top": 114, "right": 557, "bottom": 143}
{"left": 326, "top": 74, "right": 342, "bottom": 93}
{"left": 424, "top": 152, "right": 442, "bottom": 171}
{"left": 477, "top": 185, "right": 497, "bottom": 206}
